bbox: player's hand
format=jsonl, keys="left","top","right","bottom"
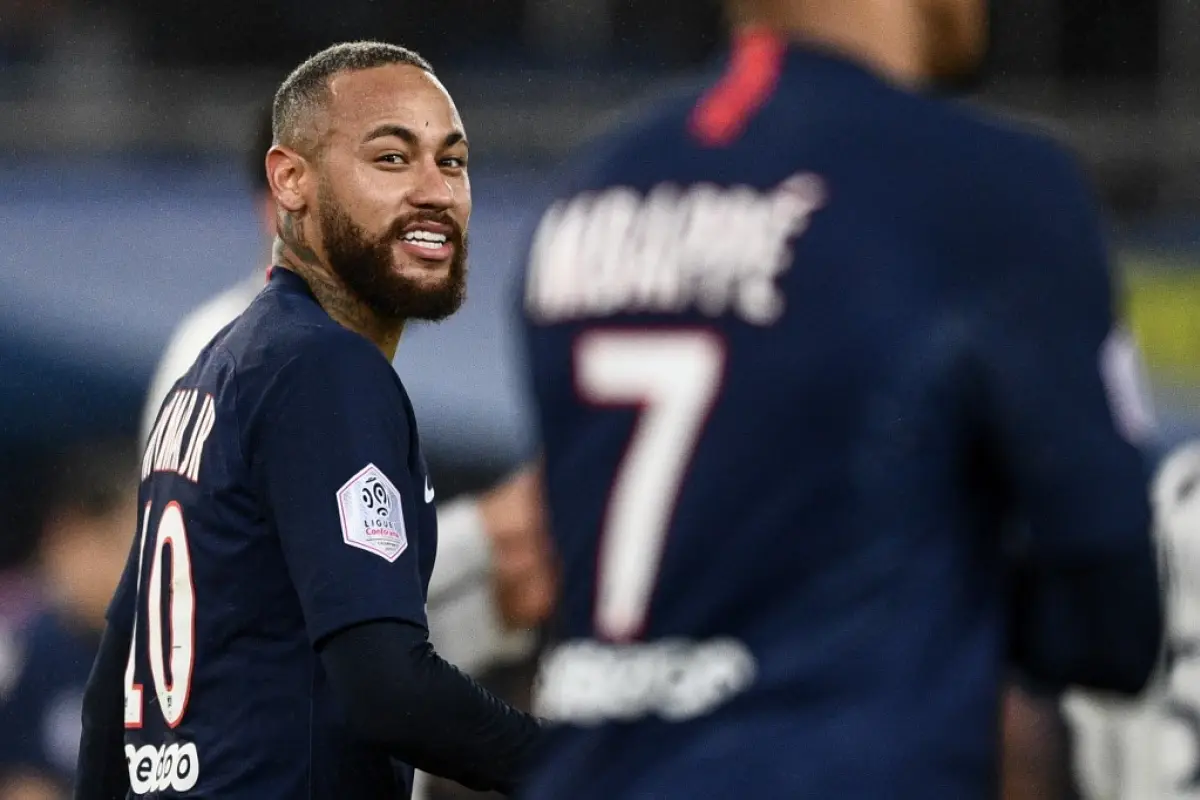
{"left": 478, "top": 462, "right": 557, "bottom": 630}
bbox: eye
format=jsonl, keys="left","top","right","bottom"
{"left": 377, "top": 153, "right": 407, "bottom": 165}
{"left": 441, "top": 156, "right": 467, "bottom": 169}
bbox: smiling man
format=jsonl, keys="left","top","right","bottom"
{"left": 74, "top": 42, "right": 542, "bottom": 800}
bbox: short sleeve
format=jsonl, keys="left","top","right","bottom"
{"left": 251, "top": 333, "right": 428, "bottom": 646}
{"left": 979, "top": 143, "right": 1156, "bottom": 559}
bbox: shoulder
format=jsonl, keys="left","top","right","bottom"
{"left": 925, "top": 98, "right": 1092, "bottom": 207}
{"left": 885, "top": 98, "right": 1104, "bottom": 285}
{"left": 259, "top": 321, "right": 391, "bottom": 384}
{"left": 224, "top": 275, "right": 386, "bottom": 384}
{"left": 234, "top": 316, "right": 401, "bottom": 434}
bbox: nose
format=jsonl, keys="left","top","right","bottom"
{"left": 408, "top": 158, "right": 455, "bottom": 211}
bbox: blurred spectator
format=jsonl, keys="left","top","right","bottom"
{"left": 0, "top": 439, "right": 137, "bottom": 800}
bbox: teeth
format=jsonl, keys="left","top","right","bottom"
{"left": 409, "top": 240, "right": 443, "bottom": 251}
{"left": 404, "top": 230, "right": 448, "bottom": 244}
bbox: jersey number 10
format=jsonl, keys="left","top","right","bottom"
{"left": 576, "top": 331, "right": 725, "bottom": 641}
{"left": 124, "top": 501, "right": 197, "bottom": 729}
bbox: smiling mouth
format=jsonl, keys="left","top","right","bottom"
{"left": 398, "top": 230, "right": 454, "bottom": 263}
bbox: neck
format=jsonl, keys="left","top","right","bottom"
{"left": 734, "top": 0, "right": 927, "bottom": 86}
{"left": 273, "top": 237, "right": 404, "bottom": 361}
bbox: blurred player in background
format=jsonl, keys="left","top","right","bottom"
{"left": 76, "top": 42, "right": 543, "bottom": 799}
{"left": 0, "top": 440, "right": 136, "bottom": 800}
{"left": 518, "top": 0, "right": 1163, "bottom": 797}
{"left": 1064, "top": 440, "right": 1200, "bottom": 800}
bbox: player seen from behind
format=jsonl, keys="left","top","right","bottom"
{"left": 519, "top": 0, "right": 1163, "bottom": 797}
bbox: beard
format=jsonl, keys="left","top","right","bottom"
{"left": 316, "top": 184, "right": 468, "bottom": 324}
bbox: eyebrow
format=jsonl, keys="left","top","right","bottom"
{"left": 362, "top": 124, "right": 468, "bottom": 150}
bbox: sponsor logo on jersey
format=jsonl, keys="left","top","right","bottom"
{"left": 525, "top": 173, "right": 826, "bottom": 326}
{"left": 337, "top": 464, "right": 408, "bottom": 562}
{"left": 126, "top": 741, "right": 200, "bottom": 794}
{"left": 534, "top": 637, "right": 757, "bottom": 724}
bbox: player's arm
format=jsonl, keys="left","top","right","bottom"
{"left": 980, "top": 143, "right": 1163, "bottom": 696}
{"left": 253, "top": 335, "right": 543, "bottom": 795}
{"left": 73, "top": 537, "right": 138, "bottom": 800}
{"left": 319, "top": 620, "right": 540, "bottom": 793}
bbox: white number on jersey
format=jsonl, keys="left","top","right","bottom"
{"left": 575, "top": 330, "right": 725, "bottom": 641}
{"left": 124, "top": 501, "right": 197, "bottom": 729}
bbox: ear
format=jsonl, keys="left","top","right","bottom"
{"left": 266, "top": 145, "right": 309, "bottom": 214}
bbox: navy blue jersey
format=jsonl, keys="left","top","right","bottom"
{"left": 0, "top": 609, "right": 96, "bottom": 790}
{"left": 518, "top": 33, "right": 1156, "bottom": 800}
{"left": 110, "top": 267, "right": 438, "bottom": 798}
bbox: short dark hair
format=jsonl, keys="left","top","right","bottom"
{"left": 272, "top": 41, "right": 434, "bottom": 156}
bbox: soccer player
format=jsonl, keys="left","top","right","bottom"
{"left": 75, "top": 42, "right": 541, "bottom": 799}
{"left": 141, "top": 107, "right": 553, "bottom": 658}
{"left": 518, "top": 0, "right": 1164, "bottom": 797}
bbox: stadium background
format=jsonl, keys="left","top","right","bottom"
{"left": 0, "top": 1, "right": 1195, "bottom": 798}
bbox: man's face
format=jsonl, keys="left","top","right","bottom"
{"left": 309, "top": 64, "right": 471, "bottom": 322}
{"left": 921, "top": 0, "right": 989, "bottom": 84}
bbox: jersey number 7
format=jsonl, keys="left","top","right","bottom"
{"left": 124, "top": 501, "right": 197, "bottom": 729}
{"left": 575, "top": 330, "right": 725, "bottom": 642}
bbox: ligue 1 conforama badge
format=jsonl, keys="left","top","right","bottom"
{"left": 337, "top": 463, "right": 408, "bottom": 562}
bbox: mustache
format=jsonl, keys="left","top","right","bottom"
{"left": 385, "top": 211, "right": 464, "bottom": 245}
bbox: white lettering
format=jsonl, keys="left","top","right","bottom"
{"left": 180, "top": 394, "right": 217, "bottom": 482}
{"left": 141, "top": 392, "right": 180, "bottom": 481}
{"left": 125, "top": 741, "right": 200, "bottom": 794}
{"left": 156, "top": 389, "right": 196, "bottom": 474}
{"left": 141, "top": 389, "right": 217, "bottom": 485}
{"left": 534, "top": 638, "right": 757, "bottom": 725}
{"left": 526, "top": 173, "right": 826, "bottom": 326}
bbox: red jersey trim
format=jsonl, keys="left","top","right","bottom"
{"left": 689, "top": 27, "right": 787, "bottom": 148}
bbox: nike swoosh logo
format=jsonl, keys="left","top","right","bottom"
{"left": 424, "top": 477, "right": 435, "bottom": 503}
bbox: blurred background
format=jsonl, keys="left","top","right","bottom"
{"left": 0, "top": 1, "right": 1196, "bottom": 798}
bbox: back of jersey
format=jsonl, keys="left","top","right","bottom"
{"left": 520, "top": 31, "right": 1154, "bottom": 800}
